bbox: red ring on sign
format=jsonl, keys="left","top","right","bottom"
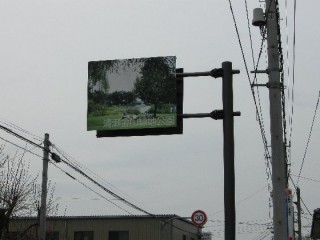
{"left": 191, "top": 210, "right": 207, "bottom": 227}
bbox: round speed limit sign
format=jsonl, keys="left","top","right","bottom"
{"left": 191, "top": 210, "right": 207, "bottom": 227}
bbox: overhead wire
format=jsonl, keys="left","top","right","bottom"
{"left": 50, "top": 162, "right": 133, "bottom": 215}
{"left": 207, "top": 184, "right": 269, "bottom": 219}
{"left": 228, "top": 0, "right": 273, "bottom": 217}
{"left": 0, "top": 119, "right": 43, "bottom": 142}
{"left": 296, "top": 90, "right": 320, "bottom": 186}
{"left": 245, "top": 0, "right": 256, "bottom": 67}
{"left": 206, "top": 223, "right": 272, "bottom": 238}
{"left": 0, "top": 136, "right": 43, "bottom": 159}
{"left": 284, "top": 0, "right": 293, "bottom": 156}
{"left": 291, "top": 174, "right": 320, "bottom": 184}
{"left": 246, "top": 3, "right": 271, "bottom": 183}
{"left": 289, "top": 176, "right": 313, "bottom": 217}
{"left": 52, "top": 145, "right": 140, "bottom": 205}
{"left": 0, "top": 123, "right": 154, "bottom": 217}
{"left": 228, "top": 0, "right": 271, "bottom": 166}
{"left": 51, "top": 145, "right": 150, "bottom": 213}
{"left": 251, "top": 228, "right": 272, "bottom": 240}
{"left": 289, "top": 0, "right": 297, "bottom": 144}
{"left": 285, "top": 0, "right": 297, "bottom": 181}
{"left": 0, "top": 124, "right": 44, "bottom": 151}
{"left": 229, "top": 0, "right": 271, "bottom": 161}
{"left": 56, "top": 155, "right": 154, "bottom": 216}
{"left": 51, "top": 161, "right": 169, "bottom": 237}
{"left": 0, "top": 131, "right": 169, "bottom": 232}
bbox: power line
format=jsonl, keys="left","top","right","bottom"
{"left": 296, "top": 90, "right": 320, "bottom": 186}
{"left": 51, "top": 146, "right": 154, "bottom": 216}
{"left": 284, "top": 0, "right": 293, "bottom": 153}
{"left": 252, "top": 229, "right": 272, "bottom": 240}
{"left": 285, "top": 0, "right": 297, "bottom": 180}
{"left": 245, "top": 0, "right": 256, "bottom": 68}
{"left": 207, "top": 185, "right": 269, "bottom": 217}
{"left": 228, "top": 0, "right": 271, "bottom": 161}
{"left": 227, "top": 0, "right": 272, "bottom": 168}
{"left": 291, "top": 173, "right": 320, "bottom": 184}
{"left": 0, "top": 136, "right": 43, "bottom": 159}
{"left": 289, "top": 176, "right": 313, "bottom": 217}
{"left": 0, "top": 124, "right": 44, "bottom": 151}
{"left": 230, "top": 0, "right": 273, "bottom": 217}
{"left": 52, "top": 145, "right": 140, "bottom": 205}
{"left": 289, "top": 0, "right": 297, "bottom": 144}
{"left": 50, "top": 162, "right": 133, "bottom": 215}
{"left": 0, "top": 119, "right": 43, "bottom": 142}
{"left": 0, "top": 123, "right": 154, "bottom": 216}
{"left": 52, "top": 144, "right": 150, "bottom": 213}
{"left": 61, "top": 158, "right": 154, "bottom": 216}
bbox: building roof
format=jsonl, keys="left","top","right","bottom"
{"left": 11, "top": 214, "right": 195, "bottom": 225}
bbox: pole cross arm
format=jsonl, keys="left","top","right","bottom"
{"left": 181, "top": 110, "right": 241, "bottom": 120}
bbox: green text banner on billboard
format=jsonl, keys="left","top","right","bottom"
{"left": 87, "top": 56, "right": 183, "bottom": 137}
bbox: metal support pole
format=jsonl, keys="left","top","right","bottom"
{"left": 265, "top": 0, "right": 287, "bottom": 239}
{"left": 222, "top": 61, "right": 236, "bottom": 240}
{"left": 39, "top": 133, "right": 50, "bottom": 240}
{"left": 176, "top": 64, "right": 239, "bottom": 240}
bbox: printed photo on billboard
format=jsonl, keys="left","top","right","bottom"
{"left": 87, "top": 56, "right": 183, "bottom": 137}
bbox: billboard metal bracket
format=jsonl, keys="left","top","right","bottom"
{"left": 181, "top": 110, "right": 241, "bottom": 120}
{"left": 175, "top": 68, "right": 239, "bottom": 78}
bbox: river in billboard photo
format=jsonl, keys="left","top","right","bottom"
{"left": 87, "top": 56, "right": 177, "bottom": 131}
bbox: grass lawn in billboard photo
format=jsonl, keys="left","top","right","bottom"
{"left": 87, "top": 105, "right": 177, "bottom": 131}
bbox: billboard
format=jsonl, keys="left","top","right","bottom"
{"left": 87, "top": 56, "right": 183, "bottom": 137}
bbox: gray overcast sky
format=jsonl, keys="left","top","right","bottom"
{"left": 1, "top": 0, "right": 319, "bottom": 239}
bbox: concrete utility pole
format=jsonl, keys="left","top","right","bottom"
{"left": 296, "top": 187, "right": 302, "bottom": 240}
{"left": 265, "top": 0, "right": 287, "bottom": 240}
{"left": 39, "top": 133, "right": 50, "bottom": 240}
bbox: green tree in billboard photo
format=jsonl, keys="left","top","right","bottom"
{"left": 87, "top": 56, "right": 177, "bottom": 131}
{"left": 133, "top": 57, "right": 176, "bottom": 118}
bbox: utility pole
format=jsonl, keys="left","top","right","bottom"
{"left": 39, "top": 133, "right": 50, "bottom": 240}
{"left": 265, "top": 0, "right": 287, "bottom": 239}
{"left": 296, "top": 187, "right": 302, "bottom": 240}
